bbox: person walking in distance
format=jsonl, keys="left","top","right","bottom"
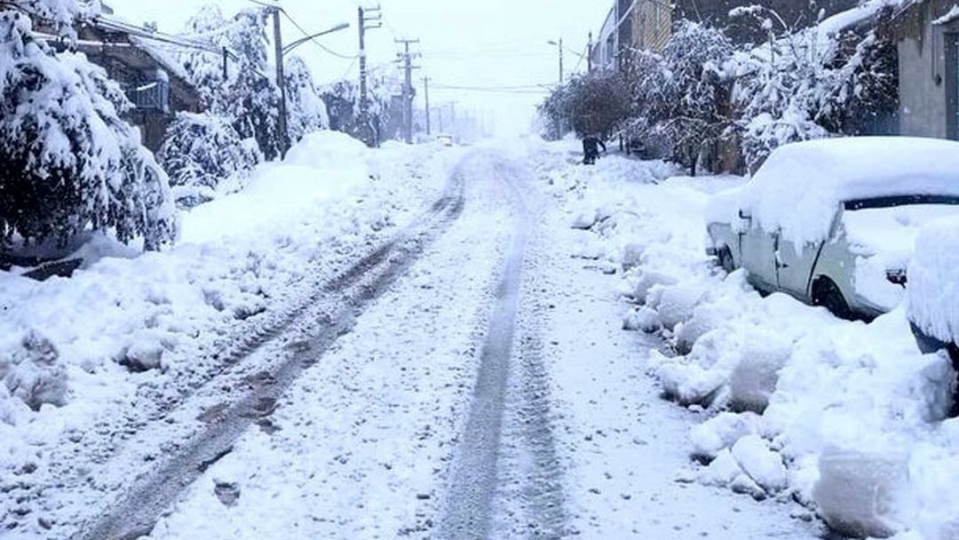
{"left": 583, "top": 134, "right": 606, "bottom": 165}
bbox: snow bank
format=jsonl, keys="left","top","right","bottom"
{"left": 706, "top": 138, "right": 959, "bottom": 248}
{"left": 908, "top": 216, "right": 959, "bottom": 347}
{"left": 0, "top": 133, "right": 458, "bottom": 516}
{"left": 543, "top": 144, "right": 959, "bottom": 540}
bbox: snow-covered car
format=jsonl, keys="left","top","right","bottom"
{"left": 706, "top": 137, "right": 959, "bottom": 320}
{"left": 907, "top": 216, "right": 959, "bottom": 367}
{"left": 435, "top": 134, "right": 454, "bottom": 147}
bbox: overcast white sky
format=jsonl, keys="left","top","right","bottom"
{"left": 114, "top": 0, "right": 610, "bottom": 136}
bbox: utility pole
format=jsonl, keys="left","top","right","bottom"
{"left": 395, "top": 38, "right": 420, "bottom": 144}
{"left": 422, "top": 77, "right": 431, "bottom": 137}
{"left": 271, "top": 7, "right": 289, "bottom": 158}
{"left": 358, "top": 5, "right": 382, "bottom": 146}
{"left": 587, "top": 32, "right": 593, "bottom": 73}
{"left": 559, "top": 37, "right": 564, "bottom": 83}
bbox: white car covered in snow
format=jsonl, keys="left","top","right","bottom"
{"left": 706, "top": 137, "right": 959, "bottom": 320}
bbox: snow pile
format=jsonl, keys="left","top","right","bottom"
{"left": 908, "top": 216, "right": 959, "bottom": 347}
{"left": 0, "top": 132, "right": 458, "bottom": 514}
{"left": 542, "top": 145, "right": 959, "bottom": 540}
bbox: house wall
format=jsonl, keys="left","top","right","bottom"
{"left": 895, "top": 0, "right": 959, "bottom": 140}
{"left": 630, "top": 1, "right": 671, "bottom": 53}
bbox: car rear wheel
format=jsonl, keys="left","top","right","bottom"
{"left": 717, "top": 247, "right": 736, "bottom": 274}
{"left": 813, "top": 278, "right": 855, "bottom": 321}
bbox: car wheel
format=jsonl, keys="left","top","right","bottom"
{"left": 813, "top": 278, "right": 855, "bottom": 321}
{"left": 717, "top": 247, "right": 736, "bottom": 274}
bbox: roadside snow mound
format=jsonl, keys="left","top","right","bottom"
{"left": 0, "top": 136, "right": 457, "bottom": 510}
{"left": 542, "top": 145, "right": 959, "bottom": 540}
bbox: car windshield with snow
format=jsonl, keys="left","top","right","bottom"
{"left": 706, "top": 137, "right": 959, "bottom": 319}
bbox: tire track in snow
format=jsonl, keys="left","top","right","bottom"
{"left": 67, "top": 167, "right": 467, "bottom": 540}
{"left": 437, "top": 156, "right": 567, "bottom": 539}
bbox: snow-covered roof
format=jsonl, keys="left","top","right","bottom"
{"left": 708, "top": 137, "right": 959, "bottom": 247}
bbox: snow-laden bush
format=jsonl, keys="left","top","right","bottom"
{"left": 0, "top": 12, "right": 177, "bottom": 251}
{"left": 158, "top": 112, "right": 261, "bottom": 208}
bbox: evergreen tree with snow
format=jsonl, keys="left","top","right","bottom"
{"left": 285, "top": 55, "right": 329, "bottom": 144}
{"left": 158, "top": 112, "right": 260, "bottom": 208}
{"left": 0, "top": 10, "right": 177, "bottom": 252}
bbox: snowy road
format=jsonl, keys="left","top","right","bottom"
{"left": 7, "top": 148, "right": 824, "bottom": 540}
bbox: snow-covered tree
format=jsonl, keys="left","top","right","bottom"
{"left": 320, "top": 70, "right": 399, "bottom": 146}
{"left": 221, "top": 8, "right": 282, "bottom": 160}
{"left": 285, "top": 55, "right": 329, "bottom": 144}
{"left": 180, "top": 4, "right": 230, "bottom": 110}
{"left": 157, "top": 112, "right": 260, "bottom": 208}
{"left": 538, "top": 72, "right": 629, "bottom": 140}
{"left": 727, "top": 6, "right": 898, "bottom": 171}
{"left": 626, "top": 22, "right": 733, "bottom": 175}
{"left": 0, "top": 11, "right": 177, "bottom": 251}
{"left": 177, "top": 5, "right": 282, "bottom": 160}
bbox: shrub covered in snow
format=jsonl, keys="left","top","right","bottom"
{"left": 0, "top": 11, "right": 177, "bottom": 251}
{"left": 158, "top": 112, "right": 261, "bottom": 208}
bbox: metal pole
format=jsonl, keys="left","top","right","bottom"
{"left": 423, "top": 77, "right": 431, "bottom": 136}
{"left": 272, "top": 8, "right": 289, "bottom": 158}
{"left": 587, "top": 32, "right": 593, "bottom": 73}
{"left": 358, "top": 7, "right": 369, "bottom": 137}
{"left": 559, "top": 37, "right": 564, "bottom": 83}
{"left": 404, "top": 41, "right": 412, "bottom": 143}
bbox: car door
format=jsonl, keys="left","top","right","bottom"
{"left": 775, "top": 235, "right": 822, "bottom": 301}
{"left": 738, "top": 211, "right": 779, "bottom": 292}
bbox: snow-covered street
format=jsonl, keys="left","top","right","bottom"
{"left": 2, "top": 138, "right": 835, "bottom": 540}
{"left": 7, "top": 1, "right": 959, "bottom": 539}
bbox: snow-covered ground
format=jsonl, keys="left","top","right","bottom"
{"left": 4, "top": 134, "right": 955, "bottom": 540}
{"left": 538, "top": 140, "right": 959, "bottom": 540}
{"left": 0, "top": 131, "right": 466, "bottom": 537}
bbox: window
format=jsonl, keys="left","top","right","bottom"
{"left": 125, "top": 69, "right": 170, "bottom": 113}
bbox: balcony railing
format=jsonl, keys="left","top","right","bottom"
{"left": 124, "top": 79, "right": 170, "bottom": 114}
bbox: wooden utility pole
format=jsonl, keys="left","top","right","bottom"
{"left": 395, "top": 38, "right": 420, "bottom": 144}
{"left": 558, "top": 37, "right": 564, "bottom": 83}
{"left": 422, "top": 77, "right": 431, "bottom": 136}
{"left": 358, "top": 5, "right": 381, "bottom": 146}
{"left": 272, "top": 8, "right": 289, "bottom": 158}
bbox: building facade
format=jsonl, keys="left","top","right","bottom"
{"left": 893, "top": 0, "right": 959, "bottom": 141}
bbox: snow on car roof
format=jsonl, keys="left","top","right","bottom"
{"left": 708, "top": 137, "right": 959, "bottom": 248}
